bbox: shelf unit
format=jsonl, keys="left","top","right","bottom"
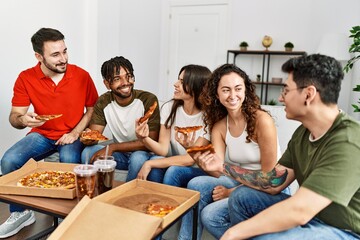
{"left": 227, "top": 50, "right": 306, "bottom": 104}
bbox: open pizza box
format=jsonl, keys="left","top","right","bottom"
{"left": 0, "top": 159, "right": 77, "bottom": 199}
{"left": 48, "top": 196, "right": 162, "bottom": 240}
{"left": 48, "top": 179, "right": 200, "bottom": 239}
{"left": 93, "top": 179, "right": 200, "bottom": 228}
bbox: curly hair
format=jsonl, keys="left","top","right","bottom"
{"left": 164, "top": 64, "right": 211, "bottom": 128}
{"left": 282, "top": 54, "right": 343, "bottom": 104}
{"left": 200, "top": 64, "right": 265, "bottom": 142}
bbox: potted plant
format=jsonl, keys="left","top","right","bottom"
{"left": 239, "top": 41, "right": 249, "bottom": 51}
{"left": 267, "top": 99, "right": 278, "bottom": 105}
{"left": 284, "top": 42, "right": 294, "bottom": 52}
{"left": 344, "top": 25, "right": 360, "bottom": 112}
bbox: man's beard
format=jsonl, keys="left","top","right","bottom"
{"left": 43, "top": 58, "right": 67, "bottom": 74}
{"left": 112, "top": 84, "right": 133, "bottom": 99}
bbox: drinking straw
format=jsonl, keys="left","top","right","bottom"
{"left": 85, "top": 151, "right": 89, "bottom": 165}
{"left": 104, "top": 145, "right": 109, "bottom": 165}
{"left": 105, "top": 145, "right": 109, "bottom": 158}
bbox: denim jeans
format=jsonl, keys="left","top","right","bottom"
{"left": 227, "top": 186, "right": 360, "bottom": 240}
{"left": 1, "top": 132, "right": 84, "bottom": 212}
{"left": 178, "top": 175, "right": 239, "bottom": 240}
{"left": 81, "top": 145, "right": 165, "bottom": 182}
{"left": 162, "top": 166, "right": 207, "bottom": 187}
{"left": 201, "top": 185, "right": 291, "bottom": 239}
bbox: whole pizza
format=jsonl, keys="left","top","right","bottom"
{"left": 17, "top": 170, "right": 76, "bottom": 189}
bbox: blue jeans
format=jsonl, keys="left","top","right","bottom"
{"left": 202, "top": 186, "right": 291, "bottom": 239}
{"left": 227, "top": 186, "right": 360, "bottom": 240}
{"left": 1, "top": 132, "right": 84, "bottom": 212}
{"left": 81, "top": 145, "right": 165, "bottom": 182}
{"left": 162, "top": 166, "right": 207, "bottom": 187}
{"left": 178, "top": 175, "right": 240, "bottom": 240}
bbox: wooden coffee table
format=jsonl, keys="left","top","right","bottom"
{"left": 0, "top": 181, "right": 199, "bottom": 240}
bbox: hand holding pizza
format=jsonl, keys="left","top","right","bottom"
{"left": 135, "top": 119, "right": 150, "bottom": 141}
{"left": 18, "top": 112, "right": 47, "bottom": 128}
{"left": 188, "top": 144, "right": 223, "bottom": 173}
{"left": 174, "top": 126, "right": 200, "bottom": 149}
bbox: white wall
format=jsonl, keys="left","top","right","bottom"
{"left": 0, "top": 0, "right": 359, "bottom": 161}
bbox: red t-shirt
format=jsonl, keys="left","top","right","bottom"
{"left": 12, "top": 62, "right": 99, "bottom": 140}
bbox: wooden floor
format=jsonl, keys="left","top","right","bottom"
{"left": 0, "top": 202, "right": 54, "bottom": 240}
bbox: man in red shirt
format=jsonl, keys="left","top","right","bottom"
{"left": 0, "top": 28, "right": 98, "bottom": 238}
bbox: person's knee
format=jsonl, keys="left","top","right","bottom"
{"left": 187, "top": 176, "right": 208, "bottom": 190}
{"left": 128, "top": 151, "right": 149, "bottom": 170}
{"left": 229, "top": 186, "right": 254, "bottom": 206}
{"left": 1, "top": 151, "right": 22, "bottom": 174}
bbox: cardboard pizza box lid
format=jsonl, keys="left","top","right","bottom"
{"left": 0, "top": 159, "right": 77, "bottom": 199}
{"left": 93, "top": 179, "right": 200, "bottom": 229}
{"left": 48, "top": 196, "right": 162, "bottom": 240}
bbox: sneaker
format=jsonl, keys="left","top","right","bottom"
{"left": 0, "top": 210, "right": 36, "bottom": 238}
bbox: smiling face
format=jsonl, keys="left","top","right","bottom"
{"left": 173, "top": 70, "right": 192, "bottom": 101}
{"left": 217, "top": 72, "right": 246, "bottom": 111}
{"left": 107, "top": 66, "right": 134, "bottom": 100}
{"left": 36, "top": 40, "right": 68, "bottom": 74}
{"left": 279, "top": 72, "right": 307, "bottom": 120}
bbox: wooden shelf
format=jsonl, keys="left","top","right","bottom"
{"left": 227, "top": 50, "right": 306, "bottom": 104}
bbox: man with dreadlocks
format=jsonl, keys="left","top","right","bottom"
{"left": 80, "top": 56, "right": 162, "bottom": 182}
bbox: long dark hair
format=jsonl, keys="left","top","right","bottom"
{"left": 164, "top": 64, "right": 211, "bottom": 128}
{"left": 200, "top": 64, "right": 265, "bottom": 142}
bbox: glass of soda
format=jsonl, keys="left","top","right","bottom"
{"left": 73, "top": 164, "right": 98, "bottom": 201}
{"left": 94, "top": 156, "right": 116, "bottom": 195}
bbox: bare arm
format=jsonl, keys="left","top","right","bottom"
{"left": 90, "top": 129, "right": 159, "bottom": 163}
{"left": 221, "top": 187, "right": 332, "bottom": 240}
{"left": 55, "top": 106, "right": 94, "bottom": 145}
{"left": 136, "top": 122, "right": 172, "bottom": 156}
{"left": 9, "top": 106, "right": 45, "bottom": 129}
{"left": 137, "top": 136, "right": 210, "bottom": 180}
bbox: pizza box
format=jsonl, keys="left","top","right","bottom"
{"left": 48, "top": 196, "right": 162, "bottom": 240}
{"left": 0, "top": 159, "right": 77, "bottom": 199}
{"left": 92, "top": 179, "right": 200, "bottom": 229}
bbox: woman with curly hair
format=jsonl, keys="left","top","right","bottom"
{"left": 178, "top": 64, "right": 284, "bottom": 240}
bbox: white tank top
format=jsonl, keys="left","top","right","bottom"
{"left": 225, "top": 116, "right": 281, "bottom": 171}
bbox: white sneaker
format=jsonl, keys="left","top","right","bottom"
{"left": 0, "top": 210, "right": 36, "bottom": 238}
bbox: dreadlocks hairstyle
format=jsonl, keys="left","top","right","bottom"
{"left": 200, "top": 64, "right": 266, "bottom": 142}
{"left": 31, "top": 28, "right": 65, "bottom": 55}
{"left": 164, "top": 64, "right": 211, "bottom": 129}
{"left": 101, "top": 56, "right": 135, "bottom": 84}
{"left": 282, "top": 54, "right": 343, "bottom": 104}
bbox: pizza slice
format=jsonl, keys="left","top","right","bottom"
{"left": 35, "top": 114, "right": 63, "bottom": 121}
{"left": 174, "top": 125, "right": 203, "bottom": 135}
{"left": 186, "top": 144, "right": 215, "bottom": 154}
{"left": 81, "top": 130, "right": 108, "bottom": 141}
{"left": 146, "top": 203, "right": 177, "bottom": 217}
{"left": 139, "top": 101, "right": 158, "bottom": 124}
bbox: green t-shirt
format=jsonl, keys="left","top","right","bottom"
{"left": 280, "top": 112, "right": 360, "bottom": 234}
